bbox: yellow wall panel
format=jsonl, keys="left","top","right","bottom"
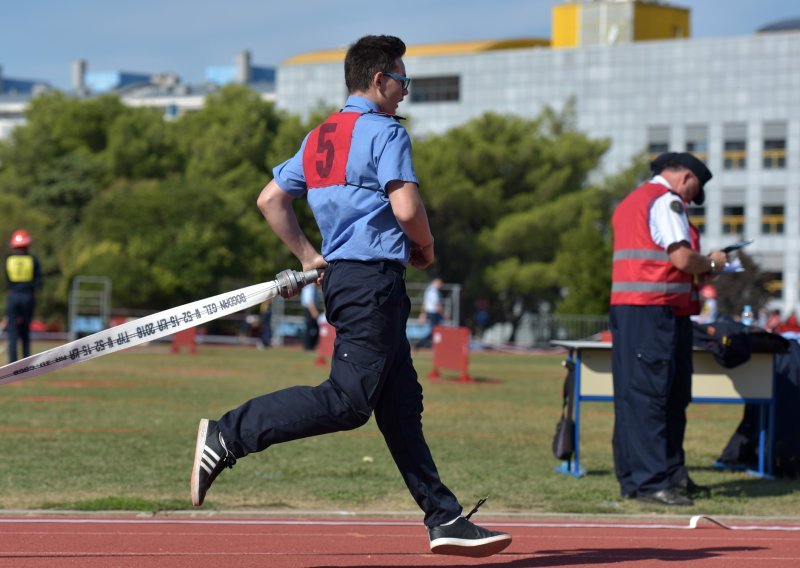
{"left": 552, "top": 3, "right": 580, "bottom": 48}
{"left": 285, "top": 38, "right": 549, "bottom": 65}
{"left": 634, "top": 2, "right": 690, "bottom": 41}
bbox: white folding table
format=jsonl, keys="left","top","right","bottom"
{"left": 551, "top": 340, "right": 775, "bottom": 478}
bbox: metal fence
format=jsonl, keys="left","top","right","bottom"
{"left": 482, "top": 314, "right": 610, "bottom": 348}
{"left": 267, "top": 281, "right": 462, "bottom": 346}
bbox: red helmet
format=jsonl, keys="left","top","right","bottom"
{"left": 9, "top": 229, "right": 32, "bottom": 249}
{"left": 700, "top": 284, "right": 717, "bottom": 299}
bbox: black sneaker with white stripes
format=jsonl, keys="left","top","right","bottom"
{"left": 190, "top": 419, "right": 236, "bottom": 506}
{"left": 428, "top": 498, "right": 512, "bottom": 558}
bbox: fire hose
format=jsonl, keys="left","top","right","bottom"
{"left": 0, "top": 268, "right": 320, "bottom": 386}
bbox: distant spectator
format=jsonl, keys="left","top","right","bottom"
{"left": 778, "top": 312, "right": 800, "bottom": 334}
{"left": 693, "top": 284, "right": 718, "bottom": 324}
{"left": 757, "top": 307, "right": 768, "bottom": 328}
{"left": 417, "top": 277, "right": 444, "bottom": 348}
{"left": 259, "top": 300, "right": 272, "bottom": 349}
{"left": 473, "top": 298, "right": 490, "bottom": 338}
{"left": 5, "top": 229, "right": 43, "bottom": 363}
{"left": 766, "top": 309, "right": 783, "bottom": 333}
{"left": 238, "top": 312, "right": 259, "bottom": 344}
{"left": 300, "top": 282, "right": 321, "bottom": 351}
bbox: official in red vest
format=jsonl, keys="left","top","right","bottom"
{"left": 610, "top": 152, "right": 727, "bottom": 506}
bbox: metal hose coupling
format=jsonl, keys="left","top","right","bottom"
{"left": 275, "top": 268, "right": 322, "bottom": 299}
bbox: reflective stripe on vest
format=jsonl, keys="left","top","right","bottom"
{"left": 611, "top": 182, "right": 692, "bottom": 307}
{"left": 6, "top": 255, "right": 34, "bottom": 283}
{"left": 612, "top": 249, "right": 670, "bottom": 261}
{"left": 611, "top": 281, "right": 693, "bottom": 294}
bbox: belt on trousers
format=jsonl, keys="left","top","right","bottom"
{"left": 329, "top": 259, "right": 406, "bottom": 278}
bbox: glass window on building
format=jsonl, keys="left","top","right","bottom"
{"left": 688, "top": 206, "right": 705, "bottom": 234}
{"left": 685, "top": 125, "right": 708, "bottom": 163}
{"left": 763, "top": 122, "right": 787, "bottom": 170}
{"left": 722, "top": 205, "right": 745, "bottom": 235}
{"left": 646, "top": 125, "right": 670, "bottom": 161}
{"left": 723, "top": 123, "right": 747, "bottom": 170}
{"left": 761, "top": 205, "right": 784, "bottom": 234}
{"left": 763, "top": 139, "right": 787, "bottom": 169}
{"left": 724, "top": 141, "right": 746, "bottom": 170}
{"left": 409, "top": 76, "right": 460, "bottom": 103}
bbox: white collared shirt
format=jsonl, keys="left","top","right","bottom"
{"left": 648, "top": 175, "right": 691, "bottom": 249}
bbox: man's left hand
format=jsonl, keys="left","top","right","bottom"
{"left": 410, "top": 243, "right": 434, "bottom": 269}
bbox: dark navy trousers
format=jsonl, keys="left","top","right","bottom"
{"left": 610, "top": 305, "right": 693, "bottom": 496}
{"left": 6, "top": 290, "right": 35, "bottom": 363}
{"left": 219, "top": 260, "right": 462, "bottom": 527}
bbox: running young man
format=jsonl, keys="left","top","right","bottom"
{"left": 191, "top": 35, "right": 511, "bottom": 558}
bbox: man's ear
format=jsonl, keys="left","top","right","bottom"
{"left": 679, "top": 170, "right": 692, "bottom": 188}
{"left": 371, "top": 71, "right": 383, "bottom": 90}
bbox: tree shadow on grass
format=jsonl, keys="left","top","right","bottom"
{"left": 703, "top": 476, "right": 800, "bottom": 500}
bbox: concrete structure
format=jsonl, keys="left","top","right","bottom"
{"left": 0, "top": 50, "right": 275, "bottom": 132}
{"left": 0, "top": 65, "right": 52, "bottom": 138}
{"left": 276, "top": 1, "right": 800, "bottom": 312}
{"left": 205, "top": 49, "right": 275, "bottom": 86}
{"left": 77, "top": 50, "right": 276, "bottom": 120}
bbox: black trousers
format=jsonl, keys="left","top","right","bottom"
{"left": 610, "top": 305, "right": 692, "bottom": 496}
{"left": 6, "top": 290, "right": 35, "bottom": 363}
{"left": 218, "top": 260, "right": 462, "bottom": 527}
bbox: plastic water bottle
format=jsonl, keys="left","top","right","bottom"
{"left": 741, "top": 305, "right": 754, "bottom": 326}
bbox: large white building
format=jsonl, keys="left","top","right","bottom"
{"left": 277, "top": 1, "right": 800, "bottom": 312}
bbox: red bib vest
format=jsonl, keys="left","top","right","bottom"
{"left": 611, "top": 182, "right": 693, "bottom": 308}
{"left": 302, "top": 112, "right": 362, "bottom": 188}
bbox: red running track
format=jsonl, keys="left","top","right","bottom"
{"left": 1, "top": 515, "right": 800, "bottom": 567}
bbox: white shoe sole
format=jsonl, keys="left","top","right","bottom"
{"left": 190, "top": 418, "right": 210, "bottom": 507}
{"left": 430, "top": 534, "right": 512, "bottom": 558}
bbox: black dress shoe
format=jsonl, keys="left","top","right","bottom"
{"left": 636, "top": 488, "right": 694, "bottom": 506}
{"left": 675, "top": 477, "right": 711, "bottom": 498}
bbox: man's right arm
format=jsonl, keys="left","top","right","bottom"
{"left": 257, "top": 179, "right": 327, "bottom": 272}
{"left": 668, "top": 244, "right": 727, "bottom": 275}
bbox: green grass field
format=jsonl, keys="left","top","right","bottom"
{"left": 0, "top": 342, "right": 797, "bottom": 517}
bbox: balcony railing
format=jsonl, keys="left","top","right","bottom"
{"left": 723, "top": 149, "right": 747, "bottom": 170}
{"left": 762, "top": 149, "right": 786, "bottom": 169}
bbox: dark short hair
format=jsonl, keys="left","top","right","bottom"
{"left": 344, "top": 35, "right": 406, "bottom": 93}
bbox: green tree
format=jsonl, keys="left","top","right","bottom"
{"left": 552, "top": 154, "right": 649, "bottom": 315}
{"left": 175, "top": 85, "right": 281, "bottom": 182}
{"left": 107, "top": 107, "right": 183, "bottom": 179}
{"left": 0, "top": 92, "right": 123, "bottom": 189}
{"left": 61, "top": 178, "right": 247, "bottom": 309}
{"left": 414, "top": 105, "right": 612, "bottom": 329}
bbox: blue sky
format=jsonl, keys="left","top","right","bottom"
{"left": 3, "top": 0, "right": 798, "bottom": 90}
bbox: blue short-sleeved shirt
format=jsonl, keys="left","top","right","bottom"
{"left": 272, "top": 95, "right": 418, "bottom": 264}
